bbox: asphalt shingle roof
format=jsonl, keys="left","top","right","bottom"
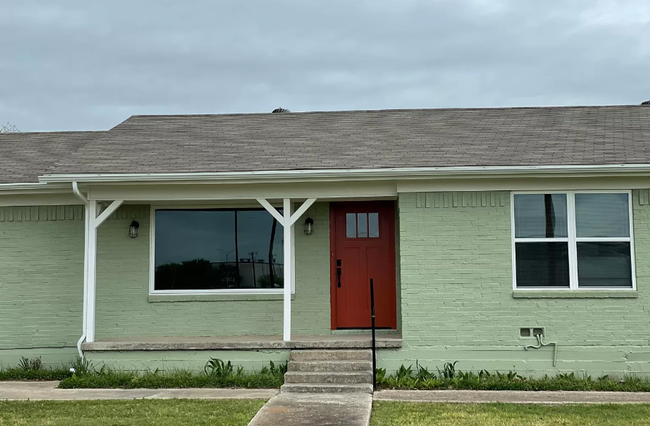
{"left": 1, "top": 105, "right": 650, "bottom": 184}
{"left": 0, "top": 131, "right": 102, "bottom": 184}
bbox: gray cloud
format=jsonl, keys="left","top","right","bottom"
{"left": 1, "top": 0, "right": 649, "bottom": 131}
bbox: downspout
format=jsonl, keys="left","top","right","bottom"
{"left": 72, "top": 182, "right": 89, "bottom": 358}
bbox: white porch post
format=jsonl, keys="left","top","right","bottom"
{"left": 85, "top": 200, "right": 98, "bottom": 342}
{"left": 282, "top": 199, "right": 292, "bottom": 341}
{"left": 257, "top": 198, "right": 317, "bottom": 341}
{"left": 85, "top": 199, "right": 124, "bottom": 343}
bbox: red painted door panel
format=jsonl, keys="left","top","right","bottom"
{"left": 331, "top": 202, "right": 396, "bottom": 329}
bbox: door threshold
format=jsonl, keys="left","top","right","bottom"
{"left": 332, "top": 329, "right": 399, "bottom": 335}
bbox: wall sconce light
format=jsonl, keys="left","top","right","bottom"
{"left": 128, "top": 220, "right": 140, "bottom": 239}
{"left": 304, "top": 217, "right": 314, "bottom": 236}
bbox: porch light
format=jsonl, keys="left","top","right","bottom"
{"left": 304, "top": 217, "right": 314, "bottom": 236}
{"left": 128, "top": 220, "right": 140, "bottom": 239}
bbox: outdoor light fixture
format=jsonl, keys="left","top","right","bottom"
{"left": 304, "top": 217, "right": 314, "bottom": 236}
{"left": 128, "top": 220, "right": 140, "bottom": 239}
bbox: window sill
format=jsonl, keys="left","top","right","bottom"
{"left": 148, "top": 293, "right": 295, "bottom": 303}
{"left": 512, "top": 290, "right": 638, "bottom": 299}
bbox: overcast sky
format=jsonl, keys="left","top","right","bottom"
{"left": 1, "top": 0, "right": 649, "bottom": 132}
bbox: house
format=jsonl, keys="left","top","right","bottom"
{"left": 1, "top": 105, "right": 650, "bottom": 379}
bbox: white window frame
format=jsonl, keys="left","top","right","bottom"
{"left": 511, "top": 190, "right": 636, "bottom": 291}
{"left": 149, "top": 205, "right": 295, "bottom": 296}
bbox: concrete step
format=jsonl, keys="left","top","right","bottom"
{"left": 289, "top": 350, "right": 372, "bottom": 362}
{"left": 288, "top": 360, "right": 373, "bottom": 373}
{"left": 281, "top": 383, "right": 374, "bottom": 394}
{"left": 284, "top": 371, "right": 373, "bottom": 384}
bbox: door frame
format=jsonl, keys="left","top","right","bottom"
{"left": 329, "top": 201, "right": 397, "bottom": 330}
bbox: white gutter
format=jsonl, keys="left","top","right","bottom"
{"left": 39, "top": 164, "right": 650, "bottom": 184}
{"left": 72, "top": 182, "right": 89, "bottom": 359}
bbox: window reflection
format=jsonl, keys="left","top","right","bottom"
{"left": 346, "top": 213, "right": 357, "bottom": 238}
{"left": 369, "top": 213, "right": 379, "bottom": 238}
{"left": 154, "top": 209, "right": 283, "bottom": 291}
{"left": 575, "top": 193, "right": 629, "bottom": 238}
{"left": 514, "top": 194, "right": 567, "bottom": 238}
{"left": 357, "top": 213, "right": 368, "bottom": 238}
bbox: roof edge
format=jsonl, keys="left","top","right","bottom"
{"left": 38, "top": 164, "right": 650, "bottom": 185}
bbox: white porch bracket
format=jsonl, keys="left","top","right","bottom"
{"left": 256, "top": 198, "right": 317, "bottom": 342}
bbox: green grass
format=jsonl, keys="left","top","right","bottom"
{"left": 371, "top": 402, "right": 650, "bottom": 426}
{"left": 0, "top": 399, "right": 265, "bottom": 426}
{"left": 378, "top": 363, "right": 650, "bottom": 392}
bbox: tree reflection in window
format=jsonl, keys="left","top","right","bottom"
{"left": 154, "top": 209, "right": 283, "bottom": 291}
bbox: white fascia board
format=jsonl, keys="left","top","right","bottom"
{"left": 0, "top": 182, "right": 76, "bottom": 194}
{"left": 36, "top": 164, "right": 650, "bottom": 185}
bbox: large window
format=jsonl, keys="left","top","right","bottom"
{"left": 153, "top": 209, "right": 283, "bottom": 292}
{"left": 512, "top": 192, "right": 634, "bottom": 290}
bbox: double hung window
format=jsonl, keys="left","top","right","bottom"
{"left": 512, "top": 192, "right": 634, "bottom": 290}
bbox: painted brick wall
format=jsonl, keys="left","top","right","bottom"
{"left": 94, "top": 202, "right": 332, "bottom": 339}
{"left": 0, "top": 202, "right": 331, "bottom": 367}
{"left": 0, "top": 207, "right": 84, "bottom": 366}
{"left": 386, "top": 191, "right": 650, "bottom": 376}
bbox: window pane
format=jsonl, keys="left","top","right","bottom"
{"left": 357, "top": 213, "right": 368, "bottom": 238}
{"left": 577, "top": 242, "right": 632, "bottom": 287}
{"left": 514, "top": 194, "right": 567, "bottom": 238}
{"left": 346, "top": 213, "right": 356, "bottom": 238}
{"left": 575, "top": 193, "right": 629, "bottom": 238}
{"left": 369, "top": 213, "right": 379, "bottom": 238}
{"left": 237, "top": 210, "right": 283, "bottom": 289}
{"left": 154, "top": 209, "right": 283, "bottom": 291}
{"left": 155, "top": 210, "right": 235, "bottom": 291}
{"left": 515, "top": 242, "right": 569, "bottom": 287}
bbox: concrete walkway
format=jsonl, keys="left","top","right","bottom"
{"left": 375, "top": 389, "right": 650, "bottom": 404}
{"left": 248, "top": 392, "right": 372, "bottom": 426}
{"left": 0, "top": 381, "right": 278, "bottom": 401}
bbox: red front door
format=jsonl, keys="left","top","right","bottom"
{"left": 330, "top": 201, "right": 396, "bottom": 329}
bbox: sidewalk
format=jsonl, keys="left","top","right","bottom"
{"left": 375, "top": 389, "right": 650, "bottom": 404}
{"left": 248, "top": 392, "right": 372, "bottom": 426}
{"left": 0, "top": 381, "right": 278, "bottom": 401}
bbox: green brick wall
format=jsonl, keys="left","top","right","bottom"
{"left": 6, "top": 192, "right": 650, "bottom": 376}
{"left": 0, "top": 202, "right": 331, "bottom": 368}
{"left": 384, "top": 191, "right": 650, "bottom": 376}
{"left": 0, "top": 206, "right": 84, "bottom": 366}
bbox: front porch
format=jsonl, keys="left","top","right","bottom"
{"left": 82, "top": 334, "right": 403, "bottom": 351}
{"left": 64, "top": 178, "right": 401, "bottom": 361}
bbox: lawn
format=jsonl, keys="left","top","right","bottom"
{"left": 371, "top": 402, "right": 650, "bottom": 426}
{"left": 0, "top": 399, "right": 266, "bottom": 426}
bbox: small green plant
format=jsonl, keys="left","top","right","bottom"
{"left": 204, "top": 358, "right": 234, "bottom": 378}
{"left": 437, "top": 361, "right": 457, "bottom": 380}
{"left": 268, "top": 360, "right": 288, "bottom": 376}
{"left": 69, "top": 357, "right": 95, "bottom": 376}
{"left": 18, "top": 356, "right": 43, "bottom": 371}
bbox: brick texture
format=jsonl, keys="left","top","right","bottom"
{"left": 390, "top": 191, "right": 650, "bottom": 376}
{"left": 0, "top": 213, "right": 84, "bottom": 353}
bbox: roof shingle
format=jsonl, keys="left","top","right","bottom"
{"left": 2, "top": 105, "right": 650, "bottom": 184}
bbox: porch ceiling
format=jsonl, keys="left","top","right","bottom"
{"left": 81, "top": 334, "right": 402, "bottom": 351}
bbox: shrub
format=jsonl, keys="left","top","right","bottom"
{"left": 0, "top": 356, "right": 70, "bottom": 381}
{"left": 58, "top": 358, "right": 286, "bottom": 389}
{"left": 377, "top": 362, "right": 650, "bottom": 392}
